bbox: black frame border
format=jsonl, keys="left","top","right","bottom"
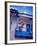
{"left": 5, "top": 1, "right": 36, "bottom": 45}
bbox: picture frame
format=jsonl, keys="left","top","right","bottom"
{"left": 5, "top": 1, "right": 36, "bottom": 44}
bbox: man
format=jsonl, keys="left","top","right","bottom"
{"left": 16, "top": 17, "right": 27, "bottom": 32}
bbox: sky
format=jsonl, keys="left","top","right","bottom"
{"left": 10, "top": 5, "right": 33, "bottom": 15}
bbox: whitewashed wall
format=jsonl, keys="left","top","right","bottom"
{"left": 36, "top": 4, "right": 37, "bottom": 42}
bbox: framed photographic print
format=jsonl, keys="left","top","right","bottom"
{"left": 5, "top": 1, "right": 36, "bottom": 44}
